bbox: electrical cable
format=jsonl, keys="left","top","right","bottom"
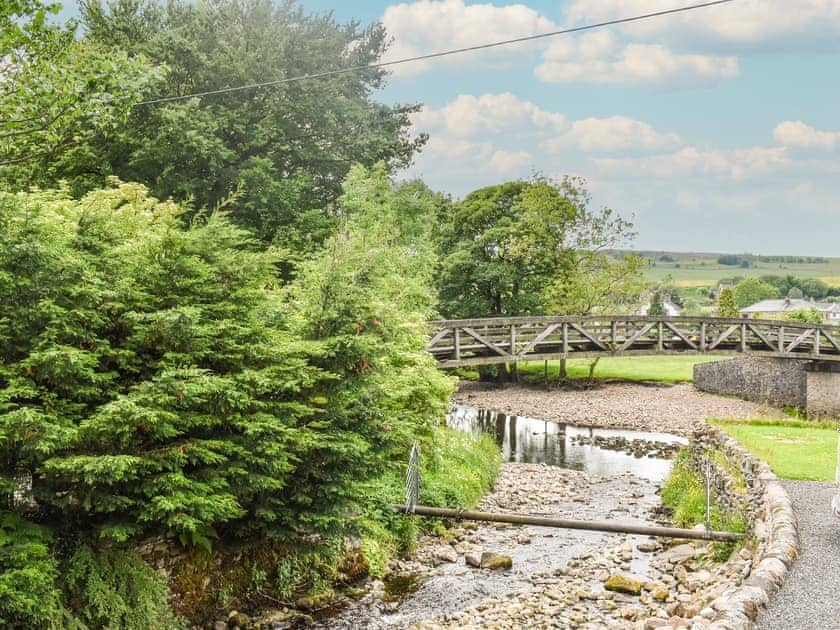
{"left": 135, "top": 0, "right": 736, "bottom": 106}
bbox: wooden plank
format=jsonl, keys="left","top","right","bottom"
{"left": 519, "top": 323, "right": 561, "bottom": 355}
{"left": 454, "top": 328, "right": 461, "bottom": 361}
{"left": 427, "top": 327, "right": 452, "bottom": 349}
{"left": 708, "top": 325, "right": 739, "bottom": 350}
{"left": 569, "top": 323, "right": 609, "bottom": 351}
{"left": 620, "top": 323, "right": 655, "bottom": 351}
{"left": 786, "top": 329, "right": 813, "bottom": 353}
{"left": 664, "top": 322, "right": 698, "bottom": 350}
{"left": 747, "top": 323, "right": 775, "bottom": 351}
{"left": 462, "top": 327, "right": 512, "bottom": 358}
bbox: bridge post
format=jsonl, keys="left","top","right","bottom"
{"left": 454, "top": 327, "right": 461, "bottom": 361}
{"left": 700, "top": 322, "right": 707, "bottom": 352}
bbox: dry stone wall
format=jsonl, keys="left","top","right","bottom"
{"left": 684, "top": 425, "right": 799, "bottom": 629}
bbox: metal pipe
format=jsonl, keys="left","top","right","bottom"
{"left": 393, "top": 504, "right": 743, "bottom": 542}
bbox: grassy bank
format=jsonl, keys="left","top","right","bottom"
{"left": 471, "top": 355, "right": 721, "bottom": 384}
{"left": 359, "top": 425, "right": 502, "bottom": 577}
{"left": 661, "top": 450, "right": 747, "bottom": 561}
{"left": 710, "top": 418, "right": 838, "bottom": 481}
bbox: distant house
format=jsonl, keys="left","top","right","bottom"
{"left": 739, "top": 297, "right": 840, "bottom": 323}
{"left": 639, "top": 293, "right": 682, "bottom": 317}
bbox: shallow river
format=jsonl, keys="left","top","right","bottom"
{"left": 311, "top": 405, "right": 686, "bottom": 629}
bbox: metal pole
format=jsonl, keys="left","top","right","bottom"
{"left": 705, "top": 459, "right": 712, "bottom": 534}
{"left": 393, "top": 504, "right": 743, "bottom": 542}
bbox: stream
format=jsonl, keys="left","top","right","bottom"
{"left": 309, "top": 405, "right": 687, "bottom": 629}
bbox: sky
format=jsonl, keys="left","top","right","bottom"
{"left": 62, "top": 0, "right": 840, "bottom": 255}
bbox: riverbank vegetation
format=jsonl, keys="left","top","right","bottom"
{"left": 710, "top": 418, "right": 838, "bottom": 481}
{"left": 661, "top": 451, "right": 747, "bottom": 561}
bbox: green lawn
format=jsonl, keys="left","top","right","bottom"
{"left": 518, "top": 355, "right": 723, "bottom": 384}
{"left": 710, "top": 419, "right": 839, "bottom": 481}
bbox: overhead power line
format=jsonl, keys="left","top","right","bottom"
{"left": 136, "top": 0, "right": 736, "bottom": 107}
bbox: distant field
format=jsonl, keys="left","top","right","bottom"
{"left": 634, "top": 251, "right": 840, "bottom": 288}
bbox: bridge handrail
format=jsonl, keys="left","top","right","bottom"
{"left": 429, "top": 314, "right": 839, "bottom": 330}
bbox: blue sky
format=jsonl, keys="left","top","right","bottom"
{"left": 64, "top": 1, "right": 840, "bottom": 255}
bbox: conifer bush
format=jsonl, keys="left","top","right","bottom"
{"left": 0, "top": 175, "right": 451, "bottom": 550}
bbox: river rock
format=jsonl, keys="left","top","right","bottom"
{"left": 480, "top": 552, "right": 513, "bottom": 570}
{"left": 435, "top": 546, "right": 458, "bottom": 563}
{"left": 465, "top": 551, "right": 483, "bottom": 568}
{"left": 605, "top": 574, "right": 643, "bottom": 595}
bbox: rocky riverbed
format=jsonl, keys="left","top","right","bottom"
{"left": 455, "top": 382, "right": 788, "bottom": 436}
{"left": 302, "top": 459, "right": 750, "bottom": 630}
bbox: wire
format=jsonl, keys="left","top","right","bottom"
{"left": 135, "top": 0, "right": 736, "bottom": 107}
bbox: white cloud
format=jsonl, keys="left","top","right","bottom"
{"left": 489, "top": 150, "right": 532, "bottom": 175}
{"left": 412, "top": 93, "right": 566, "bottom": 138}
{"left": 381, "top": 0, "right": 555, "bottom": 76}
{"left": 773, "top": 121, "right": 840, "bottom": 151}
{"left": 564, "top": 0, "right": 840, "bottom": 51}
{"left": 544, "top": 115, "right": 682, "bottom": 153}
{"left": 535, "top": 31, "right": 738, "bottom": 87}
{"left": 593, "top": 146, "right": 791, "bottom": 179}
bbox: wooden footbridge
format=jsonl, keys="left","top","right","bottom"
{"left": 426, "top": 315, "right": 840, "bottom": 368}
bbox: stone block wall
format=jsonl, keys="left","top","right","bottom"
{"left": 693, "top": 357, "right": 809, "bottom": 410}
{"left": 685, "top": 425, "right": 799, "bottom": 629}
{"left": 804, "top": 363, "right": 840, "bottom": 418}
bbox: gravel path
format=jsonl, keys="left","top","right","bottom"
{"left": 456, "top": 382, "right": 788, "bottom": 436}
{"left": 756, "top": 480, "right": 840, "bottom": 630}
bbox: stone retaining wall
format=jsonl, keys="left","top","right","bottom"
{"left": 694, "top": 357, "right": 840, "bottom": 418}
{"left": 693, "top": 357, "right": 808, "bottom": 410}
{"left": 685, "top": 425, "right": 799, "bottom": 629}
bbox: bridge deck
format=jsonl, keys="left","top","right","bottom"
{"left": 427, "top": 315, "right": 840, "bottom": 367}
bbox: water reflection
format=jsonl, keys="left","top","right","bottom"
{"left": 447, "top": 405, "right": 687, "bottom": 482}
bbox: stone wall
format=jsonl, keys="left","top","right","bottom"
{"left": 693, "top": 357, "right": 809, "bottom": 410}
{"left": 804, "top": 362, "right": 840, "bottom": 418}
{"left": 682, "top": 425, "right": 799, "bottom": 629}
{"left": 694, "top": 356, "right": 840, "bottom": 417}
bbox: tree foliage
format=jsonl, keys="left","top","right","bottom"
{"left": 0, "top": 0, "right": 160, "bottom": 187}
{"left": 436, "top": 177, "right": 636, "bottom": 318}
{"left": 0, "top": 174, "right": 450, "bottom": 555}
{"left": 732, "top": 278, "right": 780, "bottom": 308}
{"left": 716, "top": 287, "right": 739, "bottom": 318}
{"left": 53, "top": 0, "right": 427, "bottom": 249}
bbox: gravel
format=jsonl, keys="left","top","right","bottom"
{"left": 756, "top": 480, "right": 840, "bottom": 630}
{"left": 455, "top": 381, "right": 789, "bottom": 436}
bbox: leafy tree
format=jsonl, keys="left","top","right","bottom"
{"left": 0, "top": 0, "right": 160, "bottom": 188}
{"left": 436, "top": 181, "right": 539, "bottom": 318}
{"left": 436, "top": 177, "right": 635, "bottom": 319}
{"left": 61, "top": 0, "right": 425, "bottom": 249}
{"left": 648, "top": 291, "right": 668, "bottom": 316}
{"left": 732, "top": 278, "right": 780, "bottom": 308}
{"left": 552, "top": 253, "right": 646, "bottom": 316}
{"left": 785, "top": 308, "right": 822, "bottom": 324}
{"left": 716, "top": 287, "right": 739, "bottom": 318}
{"left": 788, "top": 286, "right": 804, "bottom": 299}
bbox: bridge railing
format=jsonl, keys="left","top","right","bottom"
{"left": 426, "top": 315, "right": 840, "bottom": 367}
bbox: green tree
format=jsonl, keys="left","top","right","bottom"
{"left": 785, "top": 308, "right": 822, "bottom": 324}
{"left": 717, "top": 287, "right": 739, "bottom": 317}
{"left": 732, "top": 278, "right": 780, "bottom": 308}
{"left": 0, "top": 1, "right": 160, "bottom": 187}
{"left": 552, "top": 253, "right": 646, "bottom": 316}
{"left": 436, "top": 177, "right": 635, "bottom": 319}
{"left": 62, "top": 0, "right": 425, "bottom": 249}
{"left": 648, "top": 291, "right": 667, "bottom": 316}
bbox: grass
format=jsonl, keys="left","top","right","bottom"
{"left": 710, "top": 418, "right": 839, "bottom": 481}
{"left": 661, "top": 450, "right": 746, "bottom": 561}
{"left": 359, "top": 426, "right": 502, "bottom": 577}
{"left": 515, "top": 355, "right": 723, "bottom": 384}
